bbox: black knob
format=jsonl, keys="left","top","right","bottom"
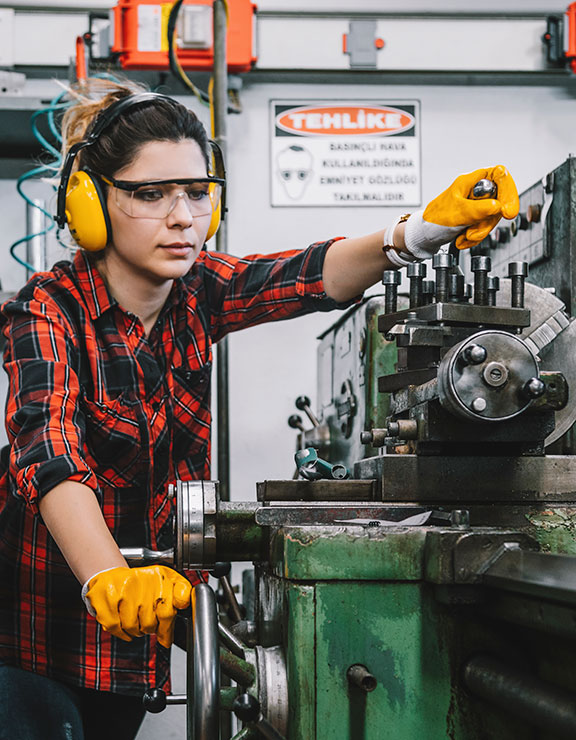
{"left": 210, "top": 562, "right": 231, "bottom": 578}
{"left": 295, "top": 396, "right": 320, "bottom": 427}
{"left": 295, "top": 396, "right": 311, "bottom": 411}
{"left": 232, "top": 693, "right": 260, "bottom": 723}
{"left": 143, "top": 688, "right": 167, "bottom": 714}
{"left": 288, "top": 414, "right": 304, "bottom": 431}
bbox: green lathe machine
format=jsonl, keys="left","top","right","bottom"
{"left": 127, "top": 158, "right": 576, "bottom": 740}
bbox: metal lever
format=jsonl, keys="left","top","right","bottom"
{"left": 211, "top": 561, "right": 245, "bottom": 624}
{"left": 295, "top": 395, "right": 320, "bottom": 427}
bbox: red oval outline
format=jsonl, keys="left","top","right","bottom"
{"left": 275, "top": 104, "right": 415, "bottom": 137}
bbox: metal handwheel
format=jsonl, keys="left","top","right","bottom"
{"left": 187, "top": 583, "right": 220, "bottom": 740}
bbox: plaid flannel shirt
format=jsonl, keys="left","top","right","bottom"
{"left": 0, "top": 240, "right": 350, "bottom": 695}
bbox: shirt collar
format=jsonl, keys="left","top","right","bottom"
{"left": 73, "top": 250, "right": 189, "bottom": 322}
{"left": 73, "top": 250, "right": 116, "bottom": 320}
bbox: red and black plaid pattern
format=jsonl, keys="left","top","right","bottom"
{"left": 0, "top": 241, "right": 348, "bottom": 695}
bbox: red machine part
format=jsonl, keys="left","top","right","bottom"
{"left": 566, "top": 2, "right": 576, "bottom": 73}
{"left": 111, "top": 0, "right": 257, "bottom": 72}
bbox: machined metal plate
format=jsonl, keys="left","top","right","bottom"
{"left": 257, "top": 479, "right": 378, "bottom": 502}
{"left": 355, "top": 454, "right": 576, "bottom": 501}
{"left": 255, "top": 503, "right": 438, "bottom": 526}
{"left": 378, "top": 302, "right": 530, "bottom": 334}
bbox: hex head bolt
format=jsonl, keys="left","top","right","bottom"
{"left": 433, "top": 253, "right": 453, "bottom": 303}
{"left": 487, "top": 275, "right": 500, "bottom": 306}
{"left": 382, "top": 270, "right": 401, "bottom": 314}
{"left": 422, "top": 280, "right": 435, "bottom": 305}
{"left": 508, "top": 261, "right": 528, "bottom": 308}
{"left": 407, "top": 262, "right": 427, "bottom": 308}
{"left": 448, "top": 272, "right": 465, "bottom": 303}
{"left": 471, "top": 255, "right": 491, "bottom": 305}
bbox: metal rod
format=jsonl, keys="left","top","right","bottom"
{"left": 432, "top": 253, "right": 451, "bottom": 303}
{"left": 189, "top": 584, "right": 220, "bottom": 740}
{"left": 219, "top": 686, "right": 241, "bottom": 710}
{"left": 220, "top": 574, "right": 244, "bottom": 623}
{"left": 213, "top": 0, "right": 230, "bottom": 503}
{"left": 463, "top": 654, "right": 576, "bottom": 739}
{"left": 472, "top": 255, "right": 491, "bottom": 306}
{"left": 219, "top": 621, "right": 246, "bottom": 658}
{"left": 220, "top": 647, "right": 257, "bottom": 687}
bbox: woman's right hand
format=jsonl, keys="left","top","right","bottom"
{"left": 83, "top": 565, "right": 192, "bottom": 647}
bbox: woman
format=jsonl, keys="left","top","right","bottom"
{"left": 0, "top": 78, "right": 519, "bottom": 740}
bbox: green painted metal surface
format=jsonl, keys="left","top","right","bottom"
{"left": 285, "top": 584, "right": 316, "bottom": 740}
{"left": 315, "top": 582, "right": 453, "bottom": 739}
{"left": 271, "top": 527, "right": 538, "bottom": 740}
{"left": 525, "top": 507, "right": 576, "bottom": 554}
{"left": 271, "top": 526, "right": 426, "bottom": 581}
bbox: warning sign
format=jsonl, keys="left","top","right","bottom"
{"left": 270, "top": 100, "right": 421, "bottom": 208}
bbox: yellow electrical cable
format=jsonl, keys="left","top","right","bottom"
{"left": 209, "top": 77, "right": 215, "bottom": 137}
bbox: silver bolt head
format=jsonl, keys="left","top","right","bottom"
{"left": 471, "top": 397, "right": 487, "bottom": 412}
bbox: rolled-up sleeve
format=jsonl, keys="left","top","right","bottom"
{"left": 1, "top": 288, "right": 98, "bottom": 513}
{"left": 200, "top": 239, "right": 361, "bottom": 341}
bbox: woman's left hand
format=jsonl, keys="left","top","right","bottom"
{"left": 402, "top": 165, "right": 520, "bottom": 260}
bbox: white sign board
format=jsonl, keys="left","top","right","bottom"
{"left": 270, "top": 100, "right": 421, "bottom": 208}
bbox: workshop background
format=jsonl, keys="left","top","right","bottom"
{"left": 0, "top": 1, "right": 575, "bottom": 737}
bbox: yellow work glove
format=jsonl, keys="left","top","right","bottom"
{"left": 402, "top": 165, "right": 519, "bottom": 259}
{"left": 82, "top": 565, "right": 192, "bottom": 648}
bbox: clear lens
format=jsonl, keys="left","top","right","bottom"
{"left": 114, "top": 181, "right": 221, "bottom": 220}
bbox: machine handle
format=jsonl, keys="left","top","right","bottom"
{"left": 120, "top": 547, "right": 174, "bottom": 566}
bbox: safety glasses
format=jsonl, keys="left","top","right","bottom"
{"left": 100, "top": 175, "right": 225, "bottom": 220}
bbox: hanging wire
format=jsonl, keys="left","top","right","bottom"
{"left": 167, "top": 0, "right": 239, "bottom": 114}
{"left": 167, "top": 0, "right": 210, "bottom": 106}
{"left": 9, "top": 88, "right": 72, "bottom": 272}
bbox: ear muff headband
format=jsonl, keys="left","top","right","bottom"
{"left": 56, "top": 93, "right": 176, "bottom": 235}
{"left": 56, "top": 93, "right": 227, "bottom": 250}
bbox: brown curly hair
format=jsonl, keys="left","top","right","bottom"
{"left": 60, "top": 77, "right": 210, "bottom": 177}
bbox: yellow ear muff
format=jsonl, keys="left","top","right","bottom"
{"left": 65, "top": 171, "right": 110, "bottom": 252}
{"left": 205, "top": 181, "right": 222, "bottom": 241}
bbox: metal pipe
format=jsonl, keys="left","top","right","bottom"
{"left": 347, "top": 664, "right": 377, "bottom": 693}
{"left": 213, "top": 0, "right": 230, "bottom": 503}
{"left": 463, "top": 654, "right": 576, "bottom": 739}
{"left": 25, "top": 199, "right": 47, "bottom": 279}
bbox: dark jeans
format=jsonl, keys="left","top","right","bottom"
{"left": 0, "top": 665, "right": 146, "bottom": 740}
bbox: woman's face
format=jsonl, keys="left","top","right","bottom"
{"left": 103, "top": 139, "right": 213, "bottom": 285}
